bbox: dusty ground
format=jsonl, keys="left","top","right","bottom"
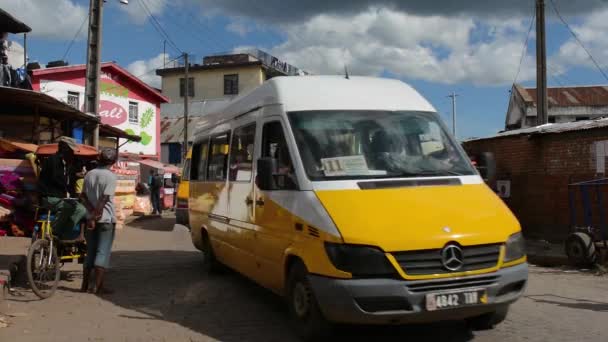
{"left": 1, "top": 214, "right": 608, "bottom": 342}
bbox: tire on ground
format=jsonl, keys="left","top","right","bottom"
{"left": 467, "top": 305, "right": 509, "bottom": 331}
{"left": 26, "top": 239, "right": 60, "bottom": 299}
{"left": 565, "top": 232, "right": 597, "bottom": 267}
{"left": 286, "top": 259, "right": 332, "bottom": 341}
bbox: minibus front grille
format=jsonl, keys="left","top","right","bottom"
{"left": 393, "top": 244, "right": 501, "bottom": 276}
{"left": 407, "top": 275, "right": 499, "bottom": 293}
{"left": 358, "top": 178, "right": 461, "bottom": 189}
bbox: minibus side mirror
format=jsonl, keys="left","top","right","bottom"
{"left": 256, "top": 157, "right": 278, "bottom": 190}
{"left": 476, "top": 152, "right": 496, "bottom": 182}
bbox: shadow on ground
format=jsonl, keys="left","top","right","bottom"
{"left": 95, "top": 249, "right": 475, "bottom": 342}
{"left": 526, "top": 294, "right": 608, "bottom": 312}
{"left": 127, "top": 216, "right": 176, "bottom": 232}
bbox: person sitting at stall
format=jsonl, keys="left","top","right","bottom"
{"left": 37, "top": 136, "right": 87, "bottom": 240}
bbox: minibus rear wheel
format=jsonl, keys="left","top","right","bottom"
{"left": 286, "top": 260, "right": 332, "bottom": 340}
{"left": 201, "top": 231, "right": 220, "bottom": 273}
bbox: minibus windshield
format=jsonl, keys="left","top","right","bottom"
{"left": 288, "top": 110, "right": 476, "bottom": 180}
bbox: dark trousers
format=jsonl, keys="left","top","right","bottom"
{"left": 151, "top": 189, "right": 161, "bottom": 214}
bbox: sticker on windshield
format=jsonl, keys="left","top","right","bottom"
{"left": 321, "top": 155, "right": 372, "bottom": 176}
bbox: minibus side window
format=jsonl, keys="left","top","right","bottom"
{"left": 262, "top": 121, "right": 297, "bottom": 190}
{"left": 190, "top": 138, "right": 208, "bottom": 181}
{"left": 229, "top": 124, "right": 256, "bottom": 182}
{"left": 207, "top": 133, "right": 231, "bottom": 181}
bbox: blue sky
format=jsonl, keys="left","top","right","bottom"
{"left": 3, "top": 0, "right": 608, "bottom": 140}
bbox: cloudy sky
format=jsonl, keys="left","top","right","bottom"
{"left": 2, "top": 0, "right": 608, "bottom": 138}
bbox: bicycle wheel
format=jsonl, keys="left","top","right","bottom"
{"left": 26, "top": 239, "right": 61, "bottom": 299}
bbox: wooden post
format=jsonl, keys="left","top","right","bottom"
{"left": 32, "top": 105, "right": 40, "bottom": 144}
{"left": 536, "top": 0, "right": 548, "bottom": 125}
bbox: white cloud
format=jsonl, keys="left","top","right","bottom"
{"left": 226, "top": 20, "right": 252, "bottom": 37}
{"left": 270, "top": 8, "right": 535, "bottom": 86}
{"left": 120, "top": 0, "right": 167, "bottom": 24}
{"left": 126, "top": 53, "right": 168, "bottom": 88}
{"left": 0, "top": 0, "right": 87, "bottom": 40}
{"left": 552, "top": 8, "right": 608, "bottom": 76}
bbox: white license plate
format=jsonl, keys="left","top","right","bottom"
{"left": 425, "top": 289, "right": 488, "bottom": 311}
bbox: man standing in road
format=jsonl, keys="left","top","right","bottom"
{"left": 80, "top": 148, "right": 118, "bottom": 294}
{"left": 149, "top": 169, "right": 163, "bottom": 215}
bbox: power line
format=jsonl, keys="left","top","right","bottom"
{"left": 159, "top": 6, "right": 231, "bottom": 55}
{"left": 137, "top": 0, "right": 182, "bottom": 54}
{"left": 512, "top": 10, "right": 536, "bottom": 86}
{"left": 61, "top": 14, "right": 88, "bottom": 62}
{"left": 549, "top": 0, "right": 608, "bottom": 83}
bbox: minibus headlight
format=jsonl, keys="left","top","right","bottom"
{"left": 324, "top": 243, "right": 395, "bottom": 277}
{"left": 504, "top": 232, "right": 526, "bottom": 263}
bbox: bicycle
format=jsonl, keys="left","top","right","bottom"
{"left": 26, "top": 198, "right": 87, "bottom": 299}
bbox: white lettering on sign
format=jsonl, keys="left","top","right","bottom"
{"left": 99, "top": 107, "right": 124, "bottom": 119}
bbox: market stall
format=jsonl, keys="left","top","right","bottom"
{"left": 111, "top": 161, "right": 139, "bottom": 228}
{"left": 0, "top": 140, "right": 38, "bottom": 237}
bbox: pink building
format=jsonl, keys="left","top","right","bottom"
{"left": 31, "top": 62, "right": 169, "bottom": 160}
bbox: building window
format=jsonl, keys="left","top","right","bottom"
{"left": 67, "top": 91, "right": 79, "bottom": 109}
{"left": 129, "top": 102, "right": 138, "bottom": 124}
{"left": 224, "top": 74, "right": 239, "bottom": 95}
{"left": 180, "top": 77, "right": 195, "bottom": 97}
{"left": 548, "top": 117, "right": 556, "bottom": 123}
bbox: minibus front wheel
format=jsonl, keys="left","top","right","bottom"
{"left": 466, "top": 305, "right": 509, "bottom": 331}
{"left": 286, "top": 260, "right": 332, "bottom": 340}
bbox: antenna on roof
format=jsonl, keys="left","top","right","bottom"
{"left": 344, "top": 65, "right": 350, "bottom": 79}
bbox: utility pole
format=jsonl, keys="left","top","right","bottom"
{"left": 183, "top": 53, "right": 189, "bottom": 160}
{"left": 85, "top": 0, "right": 104, "bottom": 148}
{"left": 163, "top": 40, "right": 166, "bottom": 67}
{"left": 84, "top": 0, "right": 128, "bottom": 148}
{"left": 23, "top": 33, "right": 27, "bottom": 67}
{"left": 448, "top": 92, "right": 458, "bottom": 137}
{"left": 536, "top": 0, "right": 548, "bottom": 126}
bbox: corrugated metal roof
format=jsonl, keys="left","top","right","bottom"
{"left": 160, "top": 99, "right": 230, "bottom": 144}
{"left": 517, "top": 84, "right": 608, "bottom": 107}
{"left": 160, "top": 99, "right": 230, "bottom": 118}
{"left": 467, "top": 117, "right": 608, "bottom": 142}
{"left": 160, "top": 116, "right": 209, "bottom": 143}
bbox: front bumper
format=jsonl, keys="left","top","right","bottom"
{"left": 309, "top": 262, "right": 528, "bottom": 325}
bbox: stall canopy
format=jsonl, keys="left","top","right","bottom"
{"left": 36, "top": 143, "right": 98, "bottom": 158}
{"left": 100, "top": 123, "right": 142, "bottom": 142}
{"left": 1, "top": 86, "right": 98, "bottom": 123}
{"left": 0, "top": 138, "right": 37, "bottom": 153}
{"left": 138, "top": 158, "right": 180, "bottom": 175}
{"left": 138, "top": 159, "right": 166, "bottom": 170}
{"left": 0, "top": 8, "right": 32, "bottom": 34}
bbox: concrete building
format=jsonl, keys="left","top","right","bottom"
{"left": 31, "top": 62, "right": 169, "bottom": 159}
{"left": 464, "top": 119, "right": 608, "bottom": 242}
{"left": 156, "top": 49, "right": 306, "bottom": 103}
{"left": 157, "top": 49, "right": 305, "bottom": 164}
{"left": 505, "top": 84, "right": 608, "bottom": 130}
